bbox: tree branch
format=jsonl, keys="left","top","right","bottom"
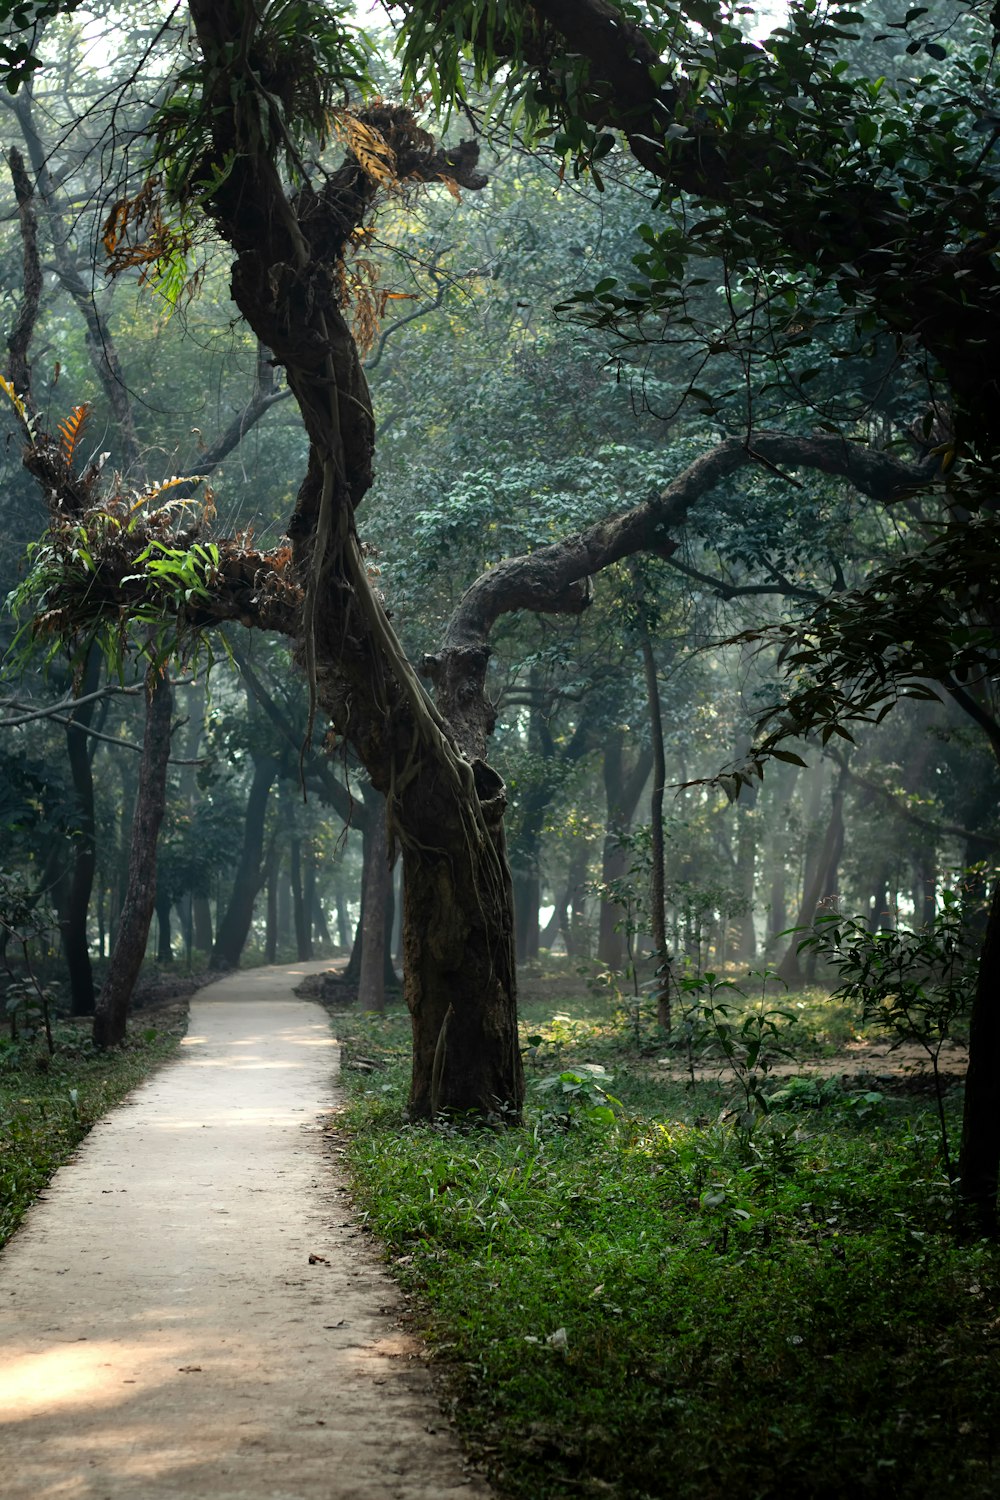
{"left": 423, "top": 431, "right": 931, "bottom": 756}
{"left": 5, "top": 144, "right": 41, "bottom": 411}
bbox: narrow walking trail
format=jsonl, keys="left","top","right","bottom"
{"left": 0, "top": 965, "right": 489, "bottom": 1500}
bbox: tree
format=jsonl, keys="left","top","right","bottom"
{"left": 7, "top": 2, "right": 999, "bottom": 1179}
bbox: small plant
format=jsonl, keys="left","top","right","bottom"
{"left": 0, "top": 871, "right": 57, "bottom": 1058}
{"left": 797, "top": 895, "right": 975, "bottom": 1182}
{"left": 531, "top": 1065, "right": 623, "bottom": 1131}
{"left": 679, "top": 967, "right": 796, "bottom": 1144}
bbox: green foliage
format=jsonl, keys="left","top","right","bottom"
{"left": 0, "top": 0, "right": 81, "bottom": 91}
{"left": 530, "top": 1064, "right": 622, "bottom": 1131}
{"left": 740, "top": 514, "right": 1000, "bottom": 764}
{"left": 5, "top": 486, "right": 225, "bottom": 676}
{"left": 150, "top": 0, "right": 375, "bottom": 207}
{"left": 0, "top": 1009, "right": 185, "bottom": 1247}
{"left": 799, "top": 891, "right": 977, "bottom": 1176}
{"left": 338, "top": 990, "right": 994, "bottom": 1500}
{"left": 678, "top": 966, "right": 797, "bottom": 1143}
{"left": 0, "top": 869, "right": 57, "bottom": 1057}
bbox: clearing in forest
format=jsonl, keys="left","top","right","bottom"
{"left": 0, "top": 963, "right": 488, "bottom": 1500}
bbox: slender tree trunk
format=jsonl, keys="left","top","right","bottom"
{"left": 193, "top": 895, "right": 213, "bottom": 955}
{"left": 598, "top": 733, "right": 653, "bottom": 968}
{"left": 514, "top": 867, "right": 540, "bottom": 964}
{"left": 211, "top": 754, "right": 276, "bottom": 969}
{"left": 303, "top": 836, "right": 317, "bottom": 954}
{"left": 733, "top": 787, "right": 758, "bottom": 962}
{"left": 290, "top": 833, "right": 312, "bottom": 961}
{"left": 868, "top": 862, "right": 894, "bottom": 932}
{"left": 391, "top": 859, "right": 403, "bottom": 965}
{"left": 916, "top": 854, "right": 937, "bottom": 929}
{"left": 93, "top": 671, "right": 173, "bottom": 1048}
{"left": 276, "top": 869, "right": 291, "bottom": 954}
{"left": 640, "top": 633, "right": 671, "bottom": 1030}
{"left": 778, "top": 764, "right": 847, "bottom": 986}
{"left": 539, "top": 899, "right": 562, "bottom": 951}
{"left": 334, "top": 872, "right": 351, "bottom": 950}
{"left": 155, "top": 887, "right": 173, "bottom": 964}
{"left": 764, "top": 762, "right": 799, "bottom": 951}
{"left": 62, "top": 649, "right": 101, "bottom": 1015}
{"left": 565, "top": 841, "right": 592, "bottom": 959}
{"left": 358, "top": 804, "right": 389, "bottom": 1013}
{"left": 264, "top": 842, "right": 279, "bottom": 964}
{"left": 312, "top": 888, "right": 332, "bottom": 950}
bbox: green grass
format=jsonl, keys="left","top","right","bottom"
{"left": 0, "top": 1009, "right": 187, "bottom": 1249}
{"left": 332, "top": 992, "right": 998, "bottom": 1500}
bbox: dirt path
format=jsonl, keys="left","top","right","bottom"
{"left": 0, "top": 964, "right": 489, "bottom": 1500}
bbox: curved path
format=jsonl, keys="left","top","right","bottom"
{"left": 0, "top": 964, "right": 489, "bottom": 1500}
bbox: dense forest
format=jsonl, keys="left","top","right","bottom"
{"left": 2, "top": 2, "right": 1000, "bottom": 1495}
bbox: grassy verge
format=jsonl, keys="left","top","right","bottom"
{"left": 332, "top": 992, "right": 998, "bottom": 1500}
{"left": 0, "top": 1007, "right": 187, "bottom": 1250}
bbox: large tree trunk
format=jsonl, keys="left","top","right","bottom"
{"left": 211, "top": 754, "right": 276, "bottom": 969}
{"left": 93, "top": 671, "right": 173, "bottom": 1048}
{"left": 400, "top": 761, "right": 523, "bottom": 1120}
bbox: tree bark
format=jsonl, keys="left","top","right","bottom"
{"left": 598, "top": 733, "right": 653, "bottom": 968}
{"left": 62, "top": 649, "right": 101, "bottom": 1015}
{"left": 343, "top": 795, "right": 398, "bottom": 993}
{"left": 211, "top": 754, "right": 276, "bottom": 969}
{"left": 93, "top": 670, "right": 173, "bottom": 1048}
{"left": 264, "top": 842, "right": 279, "bottom": 965}
{"left": 514, "top": 868, "right": 541, "bottom": 964}
{"left": 193, "top": 895, "right": 213, "bottom": 955}
{"left": 290, "top": 833, "right": 312, "bottom": 961}
{"left": 358, "top": 804, "right": 389, "bottom": 1013}
{"left": 155, "top": 887, "right": 173, "bottom": 964}
{"left": 639, "top": 632, "right": 671, "bottom": 1030}
{"left": 778, "top": 763, "right": 847, "bottom": 986}
{"left": 399, "top": 759, "right": 522, "bottom": 1120}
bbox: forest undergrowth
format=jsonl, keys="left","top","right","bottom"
{"left": 0, "top": 1006, "right": 187, "bottom": 1249}
{"left": 335, "top": 971, "right": 1000, "bottom": 1500}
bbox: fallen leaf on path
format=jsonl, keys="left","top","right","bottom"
{"left": 308, "top": 1253, "right": 330, "bottom": 1265}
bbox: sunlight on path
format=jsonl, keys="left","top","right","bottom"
{"left": 0, "top": 964, "right": 487, "bottom": 1500}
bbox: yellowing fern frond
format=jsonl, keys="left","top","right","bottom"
{"left": 58, "top": 403, "right": 92, "bottom": 466}
{"left": 331, "top": 111, "right": 397, "bottom": 188}
{"left": 128, "top": 475, "right": 202, "bottom": 515}
{"left": 0, "top": 374, "right": 29, "bottom": 424}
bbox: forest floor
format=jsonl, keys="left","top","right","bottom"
{"left": 0, "top": 963, "right": 489, "bottom": 1500}
{"left": 331, "top": 962, "right": 1000, "bottom": 1500}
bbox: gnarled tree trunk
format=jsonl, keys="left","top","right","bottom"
{"left": 399, "top": 759, "right": 522, "bottom": 1119}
